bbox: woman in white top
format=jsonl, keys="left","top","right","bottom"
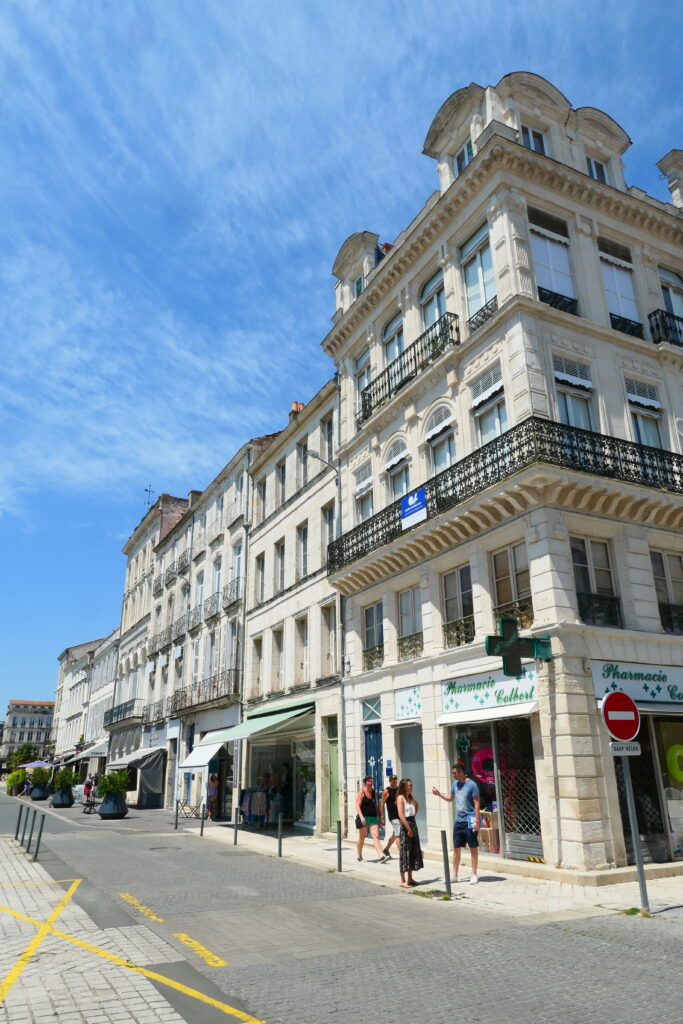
{"left": 396, "top": 778, "right": 424, "bottom": 887}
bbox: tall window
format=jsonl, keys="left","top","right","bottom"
{"left": 461, "top": 223, "right": 495, "bottom": 319}
{"left": 651, "top": 551, "right": 683, "bottom": 634}
{"left": 213, "top": 557, "right": 222, "bottom": 598}
{"left": 571, "top": 537, "right": 621, "bottom": 627}
{"left": 321, "top": 415, "right": 334, "bottom": 462}
{"left": 426, "top": 406, "right": 456, "bottom": 474}
{"left": 660, "top": 268, "right": 683, "bottom": 318}
{"left": 398, "top": 586, "right": 422, "bottom": 638}
{"left": 472, "top": 363, "right": 507, "bottom": 443}
{"left": 443, "top": 565, "right": 473, "bottom": 627}
{"left": 321, "top": 604, "right": 337, "bottom": 675}
{"left": 322, "top": 502, "right": 335, "bottom": 559}
{"left": 276, "top": 460, "right": 286, "bottom": 505}
{"left": 384, "top": 438, "right": 410, "bottom": 500}
{"left": 192, "top": 638, "right": 200, "bottom": 682}
{"left": 586, "top": 156, "right": 608, "bottom": 183}
{"left": 256, "top": 479, "right": 266, "bottom": 522}
{"left": 252, "top": 638, "right": 263, "bottom": 696}
{"left": 554, "top": 355, "right": 594, "bottom": 431}
{"left": 355, "top": 348, "right": 371, "bottom": 412}
{"left": 492, "top": 543, "right": 532, "bottom": 625}
{"left": 356, "top": 490, "right": 374, "bottom": 523}
{"left": 232, "top": 542, "right": 242, "bottom": 582}
{"left": 297, "top": 522, "right": 308, "bottom": 579}
{"left": 275, "top": 540, "right": 285, "bottom": 593}
{"left": 420, "top": 270, "right": 445, "bottom": 327}
{"left": 297, "top": 438, "right": 308, "bottom": 489}
{"left": 255, "top": 554, "right": 265, "bottom": 604}
{"left": 521, "top": 124, "right": 546, "bottom": 154}
{"left": 294, "top": 617, "right": 308, "bottom": 683}
{"left": 625, "top": 378, "right": 663, "bottom": 449}
{"left": 528, "top": 208, "right": 575, "bottom": 302}
{"left": 195, "top": 571, "right": 204, "bottom": 609}
{"left": 364, "top": 601, "right": 384, "bottom": 651}
{"left": 454, "top": 138, "right": 473, "bottom": 175}
{"left": 598, "top": 237, "right": 640, "bottom": 329}
{"left": 383, "top": 312, "right": 404, "bottom": 366}
{"left": 272, "top": 629, "right": 284, "bottom": 688}
{"left": 354, "top": 463, "right": 373, "bottom": 523}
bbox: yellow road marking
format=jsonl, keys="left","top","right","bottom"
{"left": 0, "top": 878, "right": 82, "bottom": 1003}
{"left": 0, "top": 901, "right": 264, "bottom": 1022}
{"left": 119, "top": 891, "right": 164, "bottom": 921}
{"left": 173, "top": 932, "right": 228, "bottom": 967}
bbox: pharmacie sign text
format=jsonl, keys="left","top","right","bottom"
{"left": 592, "top": 660, "right": 683, "bottom": 705}
{"left": 442, "top": 666, "right": 537, "bottom": 715}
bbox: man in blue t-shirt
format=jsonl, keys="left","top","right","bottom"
{"left": 432, "top": 764, "right": 480, "bottom": 884}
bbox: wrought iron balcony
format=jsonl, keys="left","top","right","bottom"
{"left": 649, "top": 309, "right": 683, "bottom": 347}
{"left": 443, "top": 615, "right": 476, "bottom": 648}
{"left": 142, "top": 697, "right": 169, "bottom": 725}
{"left": 398, "top": 631, "right": 423, "bottom": 661}
{"left": 222, "top": 577, "right": 243, "bottom": 608}
{"left": 204, "top": 592, "right": 221, "bottom": 619}
{"left": 357, "top": 312, "right": 459, "bottom": 427}
{"left": 327, "top": 417, "right": 683, "bottom": 575}
{"left": 171, "top": 613, "right": 187, "bottom": 641}
{"left": 168, "top": 668, "right": 240, "bottom": 716}
{"left": 177, "top": 549, "right": 190, "bottom": 574}
{"left": 466, "top": 295, "right": 498, "bottom": 335}
{"left": 493, "top": 598, "right": 534, "bottom": 630}
{"left": 158, "top": 625, "right": 172, "bottom": 649}
{"left": 576, "top": 592, "right": 623, "bottom": 628}
{"left": 152, "top": 573, "right": 164, "bottom": 596}
{"left": 165, "top": 563, "right": 177, "bottom": 587}
{"left": 188, "top": 603, "right": 203, "bottom": 630}
{"left": 609, "top": 312, "right": 643, "bottom": 338}
{"left": 538, "top": 287, "right": 578, "bottom": 315}
{"left": 362, "top": 644, "right": 384, "bottom": 671}
{"left": 659, "top": 602, "right": 683, "bottom": 635}
{"left": 103, "top": 699, "right": 144, "bottom": 729}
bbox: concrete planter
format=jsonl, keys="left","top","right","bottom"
{"left": 30, "top": 786, "right": 48, "bottom": 801}
{"left": 97, "top": 793, "right": 128, "bottom": 819}
{"left": 51, "top": 788, "right": 74, "bottom": 808}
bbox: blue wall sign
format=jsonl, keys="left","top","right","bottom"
{"left": 401, "top": 487, "right": 427, "bottom": 530}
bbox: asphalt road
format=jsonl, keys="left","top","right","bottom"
{"left": 3, "top": 794, "right": 683, "bottom": 1024}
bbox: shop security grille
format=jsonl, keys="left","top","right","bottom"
{"left": 496, "top": 717, "right": 543, "bottom": 861}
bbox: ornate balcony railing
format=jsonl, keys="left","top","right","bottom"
{"left": 649, "top": 309, "right": 683, "bottom": 347}
{"left": 493, "top": 598, "right": 534, "bottom": 630}
{"left": 362, "top": 644, "right": 384, "bottom": 671}
{"left": 609, "top": 312, "right": 643, "bottom": 338}
{"left": 466, "top": 295, "right": 498, "bottom": 334}
{"left": 165, "top": 563, "right": 177, "bottom": 587}
{"left": 188, "top": 603, "right": 203, "bottom": 630}
{"left": 443, "top": 615, "right": 476, "bottom": 648}
{"left": 538, "top": 287, "right": 578, "bottom": 315}
{"left": 397, "top": 631, "right": 423, "bottom": 661}
{"left": 172, "top": 613, "right": 187, "bottom": 641}
{"left": 222, "top": 577, "right": 243, "bottom": 608}
{"left": 204, "top": 592, "right": 221, "bottom": 619}
{"left": 152, "top": 573, "right": 164, "bottom": 596}
{"left": 576, "top": 592, "right": 623, "bottom": 628}
{"left": 158, "top": 625, "right": 172, "bottom": 649}
{"left": 147, "top": 632, "right": 161, "bottom": 656}
{"left": 177, "top": 549, "right": 190, "bottom": 574}
{"left": 327, "top": 417, "right": 683, "bottom": 575}
{"left": 168, "top": 669, "right": 240, "bottom": 716}
{"left": 103, "top": 699, "right": 144, "bottom": 728}
{"left": 357, "top": 312, "right": 459, "bottom": 427}
{"left": 659, "top": 602, "right": 683, "bottom": 635}
{"left": 142, "top": 697, "right": 169, "bottom": 725}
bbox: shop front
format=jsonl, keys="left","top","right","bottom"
{"left": 243, "top": 704, "right": 316, "bottom": 832}
{"left": 592, "top": 660, "right": 683, "bottom": 863}
{"left": 106, "top": 745, "right": 167, "bottom": 808}
{"left": 178, "top": 738, "right": 234, "bottom": 819}
{"left": 438, "top": 665, "right": 543, "bottom": 862}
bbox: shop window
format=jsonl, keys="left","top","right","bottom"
{"left": 442, "top": 564, "right": 474, "bottom": 647}
{"left": 570, "top": 536, "right": 622, "bottom": 628}
{"left": 650, "top": 551, "right": 683, "bottom": 635}
{"left": 521, "top": 124, "right": 546, "bottom": 155}
{"left": 492, "top": 543, "right": 533, "bottom": 627}
{"left": 363, "top": 602, "right": 384, "bottom": 670}
{"left": 362, "top": 697, "right": 381, "bottom": 722}
{"left": 420, "top": 269, "right": 446, "bottom": 327}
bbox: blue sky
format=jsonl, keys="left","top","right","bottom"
{"left": 1, "top": 1, "right": 682, "bottom": 709}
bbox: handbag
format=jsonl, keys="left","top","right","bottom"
{"left": 355, "top": 814, "right": 363, "bottom": 829}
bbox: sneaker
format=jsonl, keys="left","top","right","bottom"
{"left": 382, "top": 850, "right": 393, "bottom": 860}
{"left": 469, "top": 874, "right": 479, "bottom": 885}
{"left": 450, "top": 875, "right": 459, "bottom": 883}
{"left": 379, "top": 855, "right": 389, "bottom": 863}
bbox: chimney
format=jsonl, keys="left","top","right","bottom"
{"left": 657, "top": 150, "right": 683, "bottom": 208}
{"left": 289, "top": 400, "right": 301, "bottom": 424}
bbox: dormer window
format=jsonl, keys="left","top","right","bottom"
{"left": 355, "top": 274, "right": 364, "bottom": 298}
{"left": 454, "top": 139, "right": 473, "bottom": 176}
{"left": 521, "top": 124, "right": 546, "bottom": 155}
{"left": 586, "top": 156, "right": 608, "bottom": 184}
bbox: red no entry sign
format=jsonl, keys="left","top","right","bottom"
{"left": 601, "top": 690, "right": 640, "bottom": 742}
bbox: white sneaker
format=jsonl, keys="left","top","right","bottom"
{"left": 450, "top": 875, "right": 459, "bottom": 883}
{"left": 469, "top": 874, "right": 479, "bottom": 885}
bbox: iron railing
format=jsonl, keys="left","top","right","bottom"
{"left": 609, "top": 312, "right": 643, "bottom": 338}
{"left": 327, "top": 417, "right": 683, "bottom": 574}
{"left": 493, "top": 598, "right": 535, "bottom": 630}
{"left": 168, "top": 669, "right": 240, "bottom": 715}
{"left": 397, "top": 631, "right": 424, "bottom": 661}
{"left": 443, "top": 615, "right": 476, "bottom": 648}
{"left": 538, "top": 287, "right": 578, "bottom": 315}
{"left": 576, "top": 592, "right": 623, "bottom": 628}
{"left": 659, "top": 602, "right": 683, "bottom": 635}
{"left": 165, "top": 563, "right": 177, "bottom": 587}
{"left": 103, "top": 699, "right": 144, "bottom": 728}
{"left": 466, "top": 295, "right": 498, "bottom": 334}
{"left": 203, "top": 592, "right": 221, "bottom": 619}
{"left": 158, "top": 625, "right": 172, "bottom": 649}
{"left": 222, "top": 577, "right": 243, "bottom": 608}
{"left": 142, "top": 697, "right": 169, "bottom": 725}
{"left": 172, "top": 613, "right": 187, "bottom": 641}
{"left": 357, "top": 312, "right": 459, "bottom": 427}
{"left": 177, "top": 549, "right": 190, "bottom": 574}
{"left": 188, "top": 603, "right": 203, "bottom": 630}
{"left": 362, "top": 644, "right": 384, "bottom": 671}
{"left": 152, "top": 574, "right": 164, "bottom": 596}
{"left": 649, "top": 309, "right": 683, "bottom": 347}
{"left": 147, "top": 632, "right": 161, "bottom": 656}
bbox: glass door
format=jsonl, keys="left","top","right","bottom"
{"left": 653, "top": 717, "right": 683, "bottom": 859}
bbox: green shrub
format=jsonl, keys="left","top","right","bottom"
{"left": 30, "top": 768, "right": 51, "bottom": 787}
{"left": 97, "top": 770, "right": 130, "bottom": 796}
{"left": 6, "top": 769, "right": 26, "bottom": 789}
{"left": 53, "top": 768, "right": 76, "bottom": 790}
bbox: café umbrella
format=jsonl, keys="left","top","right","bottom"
{"left": 18, "top": 760, "right": 52, "bottom": 769}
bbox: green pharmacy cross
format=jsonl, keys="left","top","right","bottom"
{"left": 484, "top": 617, "right": 552, "bottom": 677}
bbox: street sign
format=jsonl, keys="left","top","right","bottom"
{"left": 484, "top": 617, "right": 552, "bottom": 677}
{"left": 601, "top": 690, "right": 640, "bottom": 742}
{"left": 401, "top": 488, "right": 427, "bottom": 530}
{"left": 609, "top": 741, "right": 641, "bottom": 756}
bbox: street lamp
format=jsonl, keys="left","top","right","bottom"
{"left": 306, "top": 450, "right": 339, "bottom": 478}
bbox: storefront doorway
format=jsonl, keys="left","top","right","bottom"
{"left": 326, "top": 717, "right": 340, "bottom": 830}
{"left": 396, "top": 724, "right": 426, "bottom": 834}
{"left": 245, "top": 729, "right": 316, "bottom": 832}
{"left": 363, "top": 723, "right": 383, "bottom": 799}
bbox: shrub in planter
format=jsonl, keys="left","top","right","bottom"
{"left": 29, "top": 767, "right": 51, "bottom": 801}
{"left": 97, "top": 770, "right": 130, "bottom": 819}
{"left": 6, "top": 769, "right": 25, "bottom": 796}
{"left": 52, "top": 768, "right": 76, "bottom": 808}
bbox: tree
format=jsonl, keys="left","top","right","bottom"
{"left": 6, "top": 744, "right": 39, "bottom": 772}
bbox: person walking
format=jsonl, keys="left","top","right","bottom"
{"left": 207, "top": 774, "right": 219, "bottom": 820}
{"left": 380, "top": 775, "right": 400, "bottom": 859}
{"left": 355, "top": 776, "right": 385, "bottom": 862}
{"left": 433, "top": 763, "right": 481, "bottom": 884}
{"left": 397, "top": 778, "right": 423, "bottom": 887}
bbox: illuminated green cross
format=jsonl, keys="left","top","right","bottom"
{"left": 484, "top": 617, "right": 552, "bottom": 677}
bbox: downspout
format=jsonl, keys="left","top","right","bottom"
{"left": 334, "top": 370, "right": 349, "bottom": 834}
{"left": 233, "top": 449, "right": 252, "bottom": 825}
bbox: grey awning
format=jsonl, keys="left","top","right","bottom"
{"left": 107, "top": 744, "right": 166, "bottom": 770}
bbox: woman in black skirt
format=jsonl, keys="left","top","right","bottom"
{"left": 397, "top": 778, "right": 423, "bottom": 887}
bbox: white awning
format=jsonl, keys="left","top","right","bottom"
{"left": 384, "top": 452, "right": 408, "bottom": 472}
{"left": 437, "top": 700, "right": 538, "bottom": 728}
{"left": 107, "top": 744, "right": 166, "bottom": 770}
{"left": 178, "top": 740, "right": 225, "bottom": 770}
{"left": 63, "top": 740, "right": 108, "bottom": 764}
{"left": 425, "top": 415, "right": 454, "bottom": 442}
{"left": 353, "top": 477, "right": 373, "bottom": 498}
{"left": 387, "top": 719, "right": 421, "bottom": 728}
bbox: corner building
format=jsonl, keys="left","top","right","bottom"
{"left": 324, "top": 73, "right": 683, "bottom": 871}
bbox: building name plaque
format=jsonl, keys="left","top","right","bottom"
{"left": 442, "top": 665, "right": 537, "bottom": 715}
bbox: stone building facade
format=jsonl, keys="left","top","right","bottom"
{"left": 1, "top": 699, "right": 55, "bottom": 765}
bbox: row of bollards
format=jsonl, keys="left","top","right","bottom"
{"left": 14, "top": 804, "right": 46, "bottom": 861}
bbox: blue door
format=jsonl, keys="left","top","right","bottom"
{"left": 363, "top": 723, "right": 383, "bottom": 806}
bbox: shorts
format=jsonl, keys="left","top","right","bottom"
{"left": 364, "top": 816, "right": 379, "bottom": 828}
{"left": 390, "top": 818, "right": 401, "bottom": 838}
{"left": 453, "top": 822, "right": 479, "bottom": 849}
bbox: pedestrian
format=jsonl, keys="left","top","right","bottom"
{"left": 83, "top": 776, "right": 94, "bottom": 801}
{"left": 380, "top": 775, "right": 400, "bottom": 860}
{"left": 433, "top": 763, "right": 481, "bottom": 884}
{"left": 397, "top": 778, "right": 423, "bottom": 887}
{"left": 207, "top": 774, "right": 219, "bottom": 820}
{"left": 355, "top": 775, "right": 385, "bottom": 863}
{"left": 22, "top": 776, "right": 32, "bottom": 798}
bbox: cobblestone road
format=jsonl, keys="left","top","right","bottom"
{"left": 2, "top": 795, "right": 682, "bottom": 1024}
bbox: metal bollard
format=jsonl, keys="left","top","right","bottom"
{"left": 26, "top": 809, "right": 37, "bottom": 855}
{"left": 200, "top": 803, "right": 206, "bottom": 837}
{"left": 336, "top": 820, "right": 342, "bottom": 873}
{"left": 20, "top": 807, "right": 29, "bottom": 848}
{"left": 14, "top": 804, "right": 24, "bottom": 841}
{"left": 441, "top": 830, "right": 452, "bottom": 898}
{"left": 174, "top": 799, "right": 179, "bottom": 831}
{"left": 32, "top": 814, "right": 46, "bottom": 862}
{"left": 233, "top": 808, "right": 238, "bottom": 845}
{"left": 277, "top": 812, "right": 283, "bottom": 857}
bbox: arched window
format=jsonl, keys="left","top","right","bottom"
{"left": 383, "top": 312, "right": 404, "bottom": 366}
{"left": 384, "top": 438, "right": 410, "bottom": 499}
{"left": 420, "top": 270, "right": 446, "bottom": 327}
{"left": 425, "top": 406, "right": 456, "bottom": 474}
